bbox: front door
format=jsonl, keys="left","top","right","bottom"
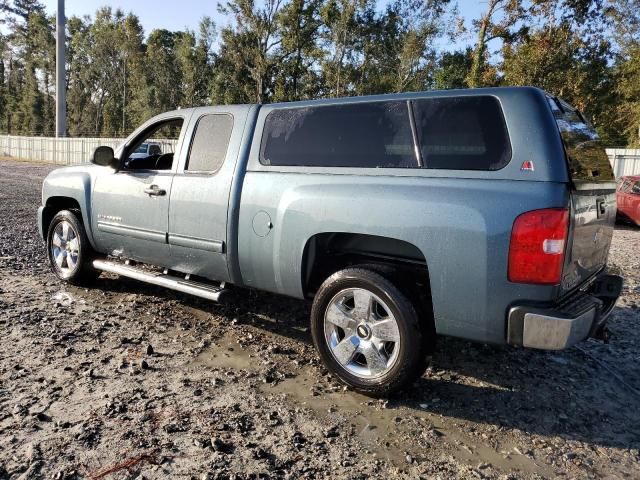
{"left": 92, "top": 116, "right": 188, "bottom": 266}
{"left": 168, "top": 108, "right": 243, "bottom": 282}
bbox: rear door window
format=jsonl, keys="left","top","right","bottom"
{"left": 186, "top": 114, "right": 234, "bottom": 173}
{"left": 548, "top": 97, "right": 614, "bottom": 183}
{"left": 260, "top": 101, "right": 417, "bottom": 168}
{"left": 412, "top": 96, "right": 511, "bottom": 171}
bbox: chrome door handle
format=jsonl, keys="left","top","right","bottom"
{"left": 144, "top": 185, "right": 166, "bottom": 196}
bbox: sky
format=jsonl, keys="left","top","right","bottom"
{"left": 39, "top": 0, "right": 487, "bottom": 46}
{"left": 41, "top": 0, "right": 223, "bottom": 32}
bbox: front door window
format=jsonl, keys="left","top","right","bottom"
{"left": 124, "top": 119, "right": 184, "bottom": 171}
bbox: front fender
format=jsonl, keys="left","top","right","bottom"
{"left": 41, "top": 165, "right": 100, "bottom": 249}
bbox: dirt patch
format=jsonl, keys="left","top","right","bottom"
{"left": 0, "top": 159, "right": 639, "bottom": 479}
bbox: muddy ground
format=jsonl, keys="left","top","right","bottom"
{"left": 0, "top": 158, "right": 639, "bottom": 480}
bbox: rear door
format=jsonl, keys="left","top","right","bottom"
{"left": 548, "top": 98, "right": 617, "bottom": 293}
{"left": 168, "top": 107, "right": 244, "bottom": 282}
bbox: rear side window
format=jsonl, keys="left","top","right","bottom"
{"left": 186, "top": 114, "right": 234, "bottom": 173}
{"left": 260, "top": 101, "right": 417, "bottom": 168}
{"left": 548, "top": 97, "right": 614, "bottom": 183}
{"left": 412, "top": 96, "right": 511, "bottom": 171}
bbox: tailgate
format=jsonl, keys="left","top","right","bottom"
{"left": 563, "top": 188, "right": 616, "bottom": 292}
{"left": 548, "top": 97, "right": 617, "bottom": 293}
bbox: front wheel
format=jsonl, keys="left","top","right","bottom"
{"left": 46, "top": 210, "right": 99, "bottom": 285}
{"left": 311, "top": 268, "right": 431, "bottom": 397}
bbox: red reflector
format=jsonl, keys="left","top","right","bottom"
{"left": 508, "top": 208, "right": 569, "bottom": 285}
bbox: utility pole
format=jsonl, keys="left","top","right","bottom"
{"left": 122, "top": 53, "right": 127, "bottom": 134}
{"left": 56, "top": 0, "right": 66, "bottom": 137}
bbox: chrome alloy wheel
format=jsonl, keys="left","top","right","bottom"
{"left": 323, "top": 288, "right": 401, "bottom": 379}
{"left": 50, "top": 220, "right": 80, "bottom": 275}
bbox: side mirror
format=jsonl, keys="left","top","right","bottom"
{"left": 92, "top": 146, "right": 118, "bottom": 168}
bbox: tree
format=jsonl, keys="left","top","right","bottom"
{"left": 468, "top": 0, "right": 526, "bottom": 88}
{"left": 318, "top": 0, "right": 371, "bottom": 97}
{"left": 66, "top": 15, "right": 97, "bottom": 136}
{"left": 609, "top": 0, "right": 640, "bottom": 145}
{"left": 501, "top": 22, "right": 624, "bottom": 143}
{"left": 386, "top": 0, "right": 454, "bottom": 93}
{"left": 117, "top": 13, "right": 146, "bottom": 133}
{"left": 616, "top": 43, "right": 640, "bottom": 145}
{"left": 84, "top": 8, "right": 146, "bottom": 136}
{"left": 433, "top": 49, "right": 473, "bottom": 90}
{"left": 0, "top": 35, "right": 6, "bottom": 131}
{"left": 144, "top": 29, "right": 182, "bottom": 115}
{"left": 214, "top": 0, "right": 286, "bottom": 104}
{"left": 0, "top": 0, "right": 638, "bottom": 145}
{"left": 1, "top": 0, "right": 54, "bottom": 134}
{"left": 273, "top": 0, "right": 323, "bottom": 101}
{"left": 175, "top": 17, "right": 216, "bottom": 108}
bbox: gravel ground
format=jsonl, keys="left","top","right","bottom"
{"left": 0, "top": 158, "right": 639, "bottom": 480}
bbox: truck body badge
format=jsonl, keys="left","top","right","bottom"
{"left": 520, "top": 161, "right": 535, "bottom": 172}
{"left": 98, "top": 214, "right": 122, "bottom": 223}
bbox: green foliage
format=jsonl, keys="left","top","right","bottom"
{"left": 433, "top": 49, "right": 472, "bottom": 90}
{"left": 617, "top": 43, "right": 640, "bottom": 146}
{"left": 468, "top": 0, "right": 527, "bottom": 88}
{"left": 0, "top": 0, "right": 638, "bottom": 145}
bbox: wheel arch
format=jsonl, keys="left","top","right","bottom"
{"left": 41, "top": 195, "right": 97, "bottom": 250}
{"left": 301, "top": 232, "right": 434, "bottom": 333}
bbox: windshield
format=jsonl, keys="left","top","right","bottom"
{"left": 133, "top": 144, "right": 148, "bottom": 154}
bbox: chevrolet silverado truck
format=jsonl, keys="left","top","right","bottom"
{"left": 37, "top": 87, "right": 623, "bottom": 396}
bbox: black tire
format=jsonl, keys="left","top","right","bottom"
{"left": 352, "top": 262, "right": 437, "bottom": 355}
{"left": 311, "top": 268, "right": 431, "bottom": 397}
{"left": 46, "top": 210, "right": 99, "bottom": 285}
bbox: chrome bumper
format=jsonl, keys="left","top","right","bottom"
{"left": 507, "top": 274, "right": 623, "bottom": 350}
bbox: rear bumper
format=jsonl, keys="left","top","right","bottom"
{"left": 507, "top": 274, "right": 623, "bottom": 350}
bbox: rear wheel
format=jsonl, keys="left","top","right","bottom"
{"left": 311, "top": 268, "right": 431, "bottom": 396}
{"left": 47, "top": 210, "right": 99, "bottom": 285}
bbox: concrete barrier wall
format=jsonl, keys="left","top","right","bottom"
{"left": 0, "top": 135, "right": 178, "bottom": 165}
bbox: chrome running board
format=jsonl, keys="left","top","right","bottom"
{"left": 93, "top": 259, "right": 227, "bottom": 302}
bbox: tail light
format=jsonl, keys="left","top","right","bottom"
{"left": 508, "top": 208, "right": 569, "bottom": 285}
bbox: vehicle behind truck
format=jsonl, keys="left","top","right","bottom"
{"left": 37, "top": 87, "right": 622, "bottom": 396}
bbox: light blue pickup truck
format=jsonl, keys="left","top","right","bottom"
{"left": 38, "top": 87, "right": 622, "bottom": 395}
